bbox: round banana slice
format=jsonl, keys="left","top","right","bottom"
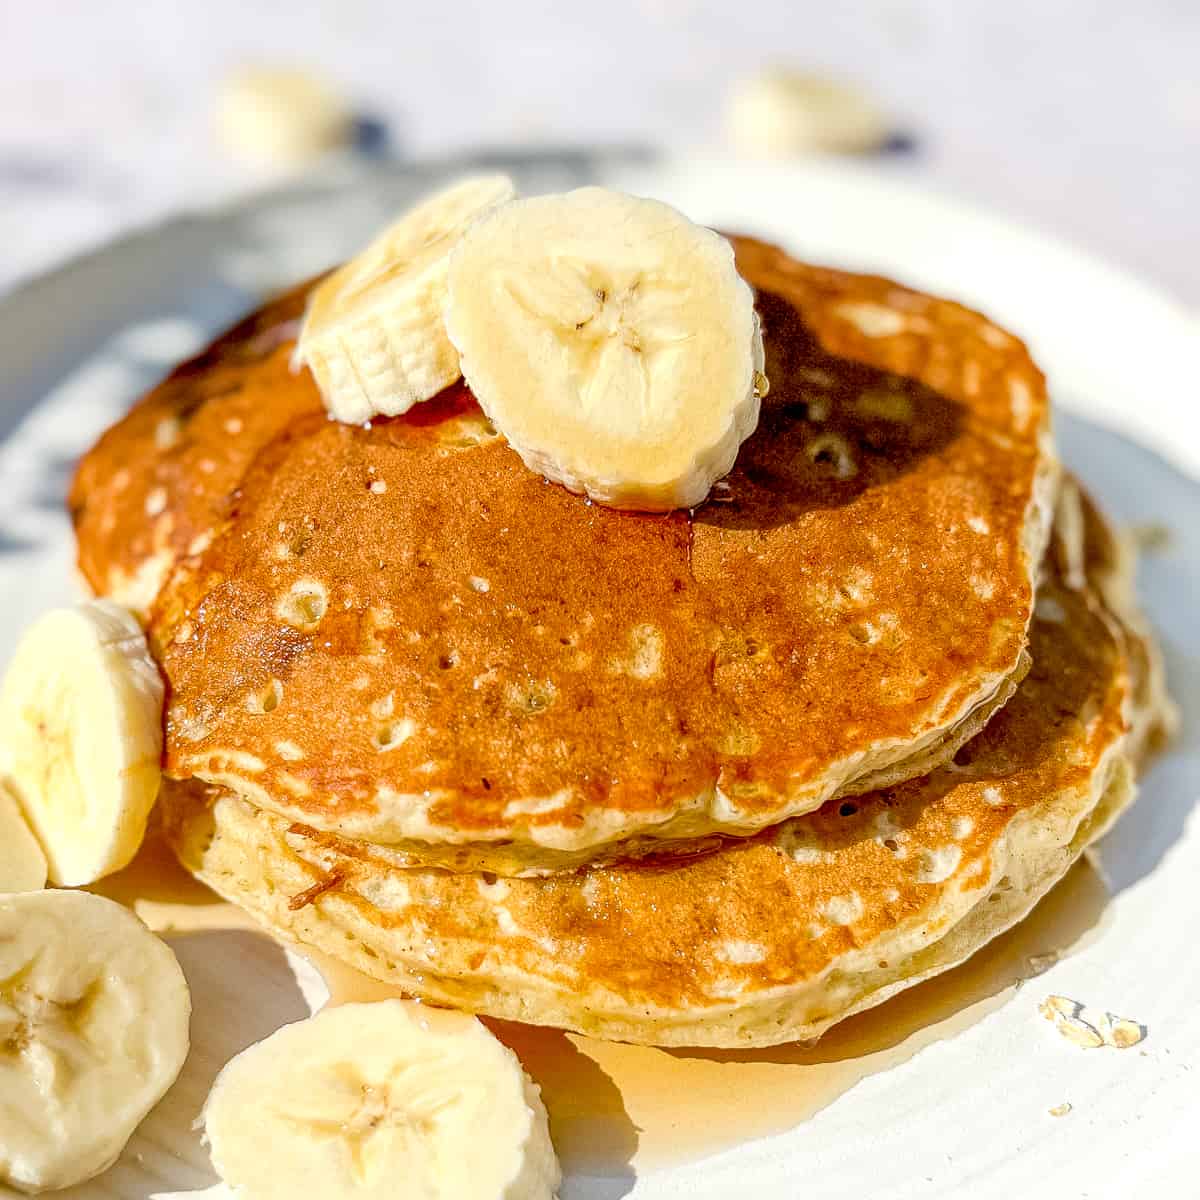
{"left": 0, "top": 890, "right": 190, "bottom": 1194}
{"left": 204, "top": 1000, "right": 560, "bottom": 1200}
{"left": 217, "top": 67, "right": 355, "bottom": 165}
{"left": 444, "top": 186, "right": 766, "bottom": 511}
{"left": 726, "top": 69, "right": 890, "bottom": 157}
{"left": 0, "top": 782, "right": 46, "bottom": 892}
{"left": 298, "top": 174, "right": 518, "bottom": 424}
{"left": 0, "top": 601, "right": 164, "bottom": 886}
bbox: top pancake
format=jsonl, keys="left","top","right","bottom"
{"left": 71, "top": 235, "right": 1056, "bottom": 871}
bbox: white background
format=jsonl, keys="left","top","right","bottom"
{"left": 2, "top": 0, "right": 1197, "bottom": 302}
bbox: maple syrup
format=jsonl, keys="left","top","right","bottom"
{"left": 99, "top": 834, "right": 1109, "bottom": 1175}
{"left": 488, "top": 856, "right": 1109, "bottom": 1172}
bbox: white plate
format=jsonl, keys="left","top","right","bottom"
{"left": 0, "top": 155, "right": 1196, "bottom": 1200}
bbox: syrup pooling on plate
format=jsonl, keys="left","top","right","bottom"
{"left": 96, "top": 835, "right": 1108, "bottom": 1173}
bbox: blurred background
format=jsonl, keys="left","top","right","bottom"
{"left": 3, "top": 0, "right": 1197, "bottom": 302}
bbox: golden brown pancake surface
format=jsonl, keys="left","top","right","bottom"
{"left": 164, "top": 525, "right": 1152, "bottom": 1046}
{"left": 73, "top": 237, "right": 1055, "bottom": 867}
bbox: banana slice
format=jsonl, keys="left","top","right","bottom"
{"left": 204, "top": 1000, "right": 560, "bottom": 1200}
{"left": 217, "top": 67, "right": 355, "bottom": 165}
{"left": 444, "top": 187, "right": 766, "bottom": 511}
{"left": 727, "top": 69, "right": 890, "bottom": 157}
{"left": 298, "top": 174, "right": 517, "bottom": 424}
{"left": 0, "top": 602, "right": 164, "bottom": 886}
{"left": 0, "top": 782, "right": 46, "bottom": 892}
{"left": 0, "top": 890, "right": 190, "bottom": 1194}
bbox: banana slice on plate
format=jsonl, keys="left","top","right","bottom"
{"left": 204, "top": 1000, "right": 560, "bottom": 1200}
{"left": 297, "top": 174, "right": 517, "bottom": 424}
{"left": 444, "top": 187, "right": 766, "bottom": 511}
{"left": 0, "top": 601, "right": 164, "bottom": 886}
{"left": 0, "top": 890, "right": 190, "bottom": 1194}
{"left": 0, "top": 782, "right": 46, "bottom": 892}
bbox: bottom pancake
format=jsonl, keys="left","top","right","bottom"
{"left": 163, "top": 499, "right": 1170, "bottom": 1048}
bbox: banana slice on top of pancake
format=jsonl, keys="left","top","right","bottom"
{"left": 445, "top": 187, "right": 766, "bottom": 511}
{"left": 204, "top": 1000, "right": 559, "bottom": 1200}
{"left": 0, "top": 601, "right": 164, "bottom": 886}
{"left": 297, "top": 174, "right": 517, "bottom": 423}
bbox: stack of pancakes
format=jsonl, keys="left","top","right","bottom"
{"left": 71, "top": 236, "right": 1173, "bottom": 1048}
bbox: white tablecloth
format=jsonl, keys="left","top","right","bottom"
{"left": 4, "top": 0, "right": 1197, "bottom": 303}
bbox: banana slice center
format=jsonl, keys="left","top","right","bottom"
{"left": 272, "top": 1058, "right": 471, "bottom": 1187}
{"left": 1, "top": 962, "right": 105, "bottom": 1091}
{"left": 24, "top": 708, "right": 85, "bottom": 823}
{"left": 504, "top": 262, "right": 692, "bottom": 435}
